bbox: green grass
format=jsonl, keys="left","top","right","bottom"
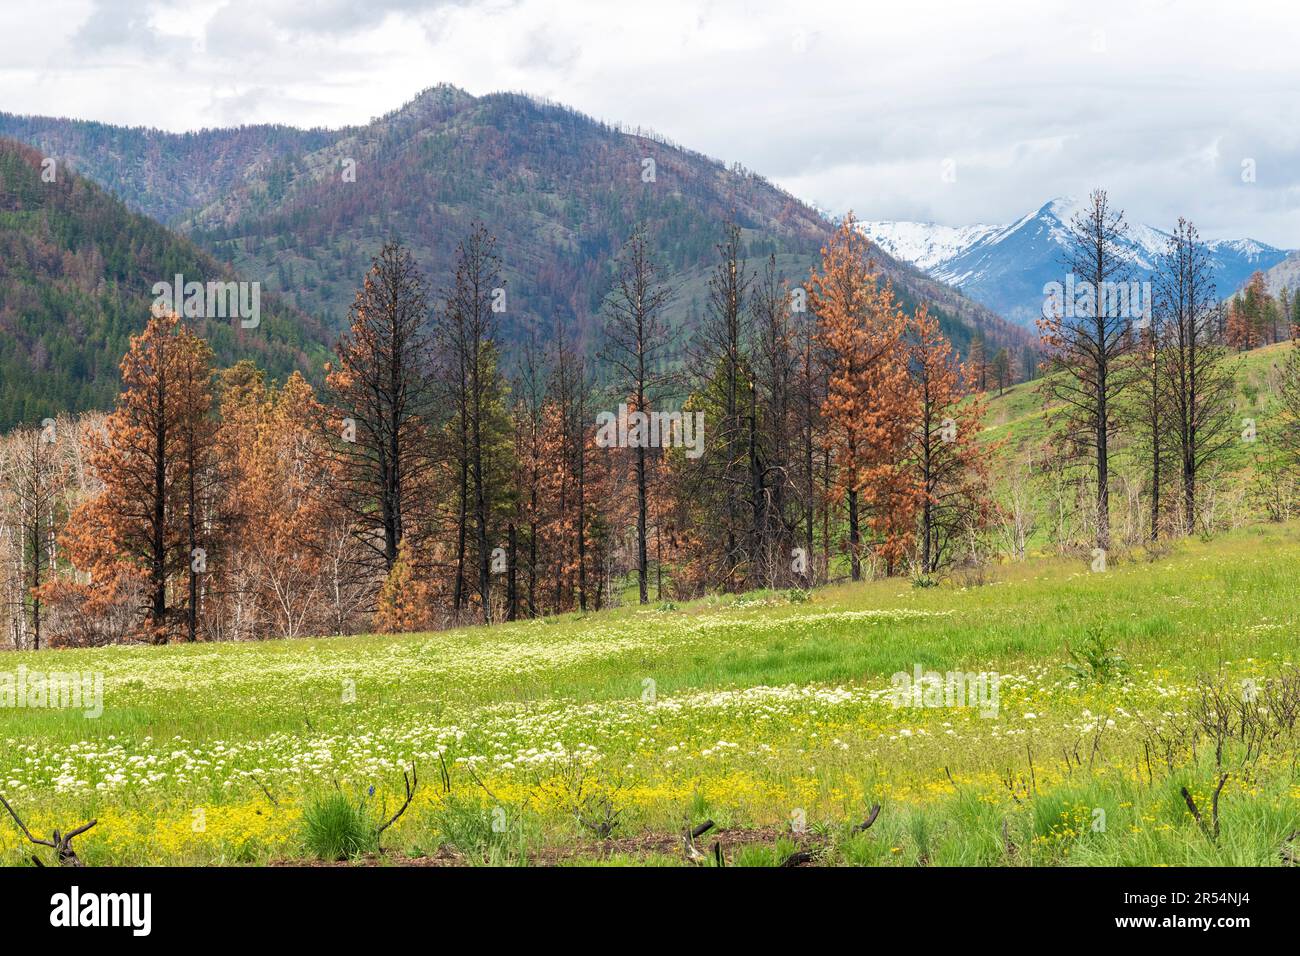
{"left": 2, "top": 521, "right": 1300, "bottom": 865}
{"left": 980, "top": 341, "right": 1296, "bottom": 552}
{"left": 302, "top": 791, "right": 377, "bottom": 861}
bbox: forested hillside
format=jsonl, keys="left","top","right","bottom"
{"left": 2, "top": 87, "right": 1032, "bottom": 366}
{"left": 0, "top": 111, "right": 336, "bottom": 226}
{"left": 0, "top": 138, "right": 331, "bottom": 427}
{"left": 186, "top": 88, "right": 1031, "bottom": 358}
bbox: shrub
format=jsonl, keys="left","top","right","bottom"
{"left": 1063, "top": 625, "right": 1129, "bottom": 685}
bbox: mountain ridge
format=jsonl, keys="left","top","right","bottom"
{"left": 862, "top": 198, "right": 1293, "bottom": 326}
{"left": 0, "top": 137, "right": 330, "bottom": 428}
{"left": 0, "top": 86, "right": 1035, "bottom": 388}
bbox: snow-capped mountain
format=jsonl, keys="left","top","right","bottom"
{"left": 860, "top": 198, "right": 1292, "bottom": 326}
{"left": 859, "top": 221, "right": 1001, "bottom": 272}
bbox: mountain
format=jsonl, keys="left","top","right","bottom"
{"left": 1236, "top": 250, "right": 1300, "bottom": 300}
{"left": 0, "top": 113, "right": 336, "bottom": 227}
{"left": 0, "top": 138, "right": 330, "bottom": 428}
{"left": 1, "top": 86, "right": 1032, "bottom": 368}
{"left": 862, "top": 198, "right": 1293, "bottom": 326}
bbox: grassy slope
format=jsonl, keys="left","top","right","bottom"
{"left": 978, "top": 340, "right": 1295, "bottom": 549}
{"left": 983, "top": 340, "right": 1290, "bottom": 453}
{"left": 2, "top": 520, "right": 1299, "bottom": 865}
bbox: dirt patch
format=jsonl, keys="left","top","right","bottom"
{"left": 270, "top": 826, "right": 827, "bottom": 867}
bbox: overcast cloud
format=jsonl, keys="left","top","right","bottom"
{"left": 3, "top": 0, "right": 1298, "bottom": 246}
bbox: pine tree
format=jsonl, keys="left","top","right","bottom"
{"left": 1130, "top": 325, "right": 1169, "bottom": 540}
{"left": 438, "top": 226, "right": 513, "bottom": 624}
{"left": 599, "top": 227, "right": 674, "bottom": 604}
{"left": 174, "top": 330, "right": 219, "bottom": 642}
{"left": 967, "top": 332, "right": 988, "bottom": 391}
{"left": 686, "top": 222, "right": 751, "bottom": 589}
{"left": 1226, "top": 298, "right": 1261, "bottom": 350}
{"left": 7, "top": 423, "right": 62, "bottom": 648}
{"left": 218, "top": 367, "right": 332, "bottom": 639}
{"left": 59, "top": 312, "right": 212, "bottom": 642}
{"left": 991, "top": 348, "right": 1012, "bottom": 395}
{"left": 809, "top": 215, "right": 910, "bottom": 580}
{"left": 324, "top": 242, "right": 435, "bottom": 582}
{"left": 906, "top": 304, "right": 996, "bottom": 572}
{"left": 751, "top": 254, "right": 800, "bottom": 586}
{"left": 374, "top": 538, "right": 429, "bottom": 633}
{"left": 1037, "top": 189, "right": 1135, "bottom": 553}
{"left": 1154, "top": 219, "right": 1235, "bottom": 532}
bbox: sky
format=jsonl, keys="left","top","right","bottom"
{"left": 2, "top": 0, "right": 1298, "bottom": 247}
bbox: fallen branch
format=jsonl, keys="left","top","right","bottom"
{"left": 1181, "top": 774, "right": 1229, "bottom": 843}
{"left": 852, "top": 804, "right": 882, "bottom": 833}
{"left": 249, "top": 773, "right": 279, "bottom": 808}
{"left": 464, "top": 763, "right": 499, "bottom": 802}
{"left": 682, "top": 819, "right": 715, "bottom": 863}
{"left": 1210, "top": 773, "right": 1228, "bottom": 841}
{"left": 0, "top": 794, "right": 96, "bottom": 867}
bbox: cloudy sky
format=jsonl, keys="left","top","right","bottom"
{"left": 3, "top": 0, "right": 1298, "bottom": 246}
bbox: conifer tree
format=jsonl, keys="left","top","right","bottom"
{"left": 808, "top": 215, "right": 910, "bottom": 580}
{"left": 60, "top": 312, "right": 213, "bottom": 642}
{"left": 324, "top": 242, "right": 435, "bottom": 581}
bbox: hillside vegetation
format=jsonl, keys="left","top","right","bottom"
{"left": 1, "top": 87, "right": 1032, "bottom": 361}
{"left": 978, "top": 338, "right": 1298, "bottom": 553}
{"left": 0, "top": 139, "right": 330, "bottom": 427}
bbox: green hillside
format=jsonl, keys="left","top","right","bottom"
{"left": 0, "top": 138, "right": 332, "bottom": 428}
{"left": 978, "top": 340, "right": 1296, "bottom": 551}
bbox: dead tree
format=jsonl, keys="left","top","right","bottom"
{"left": 599, "top": 227, "right": 674, "bottom": 604}
{"left": 1038, "top": 190, "right": 1135, "bottom": 552}
{"left": 1154, "top": 219, "right": 1234, "bottom": 533}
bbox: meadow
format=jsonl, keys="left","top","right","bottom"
{"left": 2, "top": 520, "right": 1299, "bottom": 866}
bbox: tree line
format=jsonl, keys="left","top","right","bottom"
{"left": 1035, "top": 189, "right": 1300, "bottom": 552}
{"left": 1, "top": 216, "right": 996, "bottom": 647}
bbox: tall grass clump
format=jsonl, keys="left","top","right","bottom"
{"left": 303, "top": 791, "right": 377, "bottom": 861}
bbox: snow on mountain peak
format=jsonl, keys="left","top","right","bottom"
{"left": 856, "top": 198, "right": 1292, "bottom": 327}
{"left": 857, "top": 218, "right": 999, "bottom": 271}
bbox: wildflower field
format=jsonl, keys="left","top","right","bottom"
{"left": 4, "top": 522, "right": 1300, "bottom": 867}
